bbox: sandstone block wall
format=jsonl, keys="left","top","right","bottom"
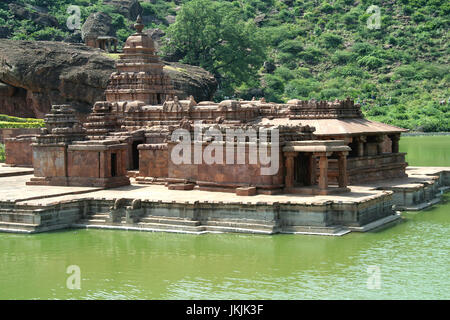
{"left": 5, "top": 136, "right": 36, "bottom": 166}
{"left": 0, "top": 128, "right": 41, "bottom": 144}
{"left": 138, "top": 144, "right": 168, "bottom": 178}
{"left": 167, "top": 142, "right": 284, "bottom": 190}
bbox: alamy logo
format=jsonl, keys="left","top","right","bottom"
{"left": 366, "top": 5, "right": 381, "bottom": 30}
{"left": 66, "top": 265, "right": 81, "bottom": 290}
{"left": 66, "top": 5, "right": 81, "bottom": 31}
{"left": 170, "top": 123, "right": 280, "bottom": 176}
{"left": 367, "top": 265, "right": 381, "bottom": 290}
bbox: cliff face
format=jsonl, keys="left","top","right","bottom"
{"left": 0, "top": 39, "right": 217, "bottom": 118}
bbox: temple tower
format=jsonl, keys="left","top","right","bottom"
{"left": 105, "top": 15, "right": 175, "bottom": 105}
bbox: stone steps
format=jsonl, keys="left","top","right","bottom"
{"left": 26, "top": 177, "right": 50, "bottom": 186}
{"left": 77, "top": 213, "right": 109, "bottom": 225}
{"left": 0, "top": 220, "right": 38, "bottom": 233}
{"left": 203, "top": 220, "right": 277, "bottom": 232}
{"left": 203, "top": 225, "right": 276, "bottom": 234}
{"left": 89, "top": 213, "right": 109, "bottom": 219}
{"left": 76, "top": 213, "right": 278, "bottom": 234}
{"left": 135, "top": 221, "right": 204, "bottom": 232}
{"left": 281, "top": 225, "right": 350, "bottom": 236}
{"left": 139, "top": 215, "right": 201, "bottom": 226}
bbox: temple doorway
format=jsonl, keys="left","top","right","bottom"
{"left": 294, "top": 153, "right": 314, "bottom": 186}
{"left": 111, "top": 153, "right": 117, "bottom": 177}
{"left": 131, "top": 140, "right": 143, "bottom": 170}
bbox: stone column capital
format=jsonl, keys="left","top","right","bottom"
{"left": 313, "top": 152, "right": 332, "bottom": 158}
{"left": 284, "top": 151, "right": 297, "bottom": 158}
{"left": 356, "top": 135, "right": 367, "bottom": 143}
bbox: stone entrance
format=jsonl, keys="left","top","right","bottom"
{"left": 283, "top": 140, "right": 351, "bottom": 195}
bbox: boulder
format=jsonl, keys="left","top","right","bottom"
{"left": 163, "top": 62, "right": 218, "bottom": 102}
{"left": 165, "top": 15, "right": 176, "bottom": 24}
{"left": 103, "top": 0, "right": 142, "bottom": 20}
{"left": 144, "top": 28, "right": 165, "bottom": 53}
{"left": 81, "top": 12, "right": 114, "bottom": 41}
{"left": 0, "top": 39, "right": 217, "bottom": 118}
{"left": 64, "top": 30, "right": 83, "bottom": 44}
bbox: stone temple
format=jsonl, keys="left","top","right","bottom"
{"left": 4, "top": 17, "right": 449, "bottom": 236}
{"left": 7, "top": 17, "right": 408, "bottom": 196}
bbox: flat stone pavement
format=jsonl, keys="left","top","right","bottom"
{"left": 0, "top": 166, "right": 448, "bottom": 207}
{"left": 0, "top": 164, "right": 34, "bottom": 177}
{"left": 0, "top": 174, "right": 102, "bottom": 203}
{"left": 2, "top": 174, "right": 387, "bottom": 207}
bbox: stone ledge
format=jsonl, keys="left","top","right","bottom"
{"left": 348, "top": 213, "right": 403, "bottom": 232}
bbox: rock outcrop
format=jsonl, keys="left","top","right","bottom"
{"left": 8, "top": 3, "right": 59, "bottom": 28}
{"left": 0, "top": 39, "right": 217, "bottom": 118}
{"left": 144, "top": 28, "right": 165, "bottom": 53}
{"left": 81, "top": 12, "right": 115, "bottom": 41}
{"left": 103, "top": 0, "right": 142, "bottom": 20}
{"left": 163, "top": 62, "right": 218, "bottom": 104}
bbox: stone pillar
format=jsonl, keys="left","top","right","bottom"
{"left": 337, "top": 151, "right": 349, "bottom": 188}
{"left": 390, "top": 134, "right": 400, "bottom": 153}
{"left": 356, "top": 135, "right": 366, "bottom": 157}
{"left": 284, "top": 152, "right": 296, "bottom": 188}
{"left": 376, "top": 135, "right": 386, "bottom": 155}
{"left": 315, "top": 152, "right": 330, "bottom": 191}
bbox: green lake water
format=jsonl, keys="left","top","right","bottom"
{"left": 0, "top": 136, "right": 449, "bottom": 300}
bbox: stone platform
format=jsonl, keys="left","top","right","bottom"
{"left": 0, "top": 164, "right": 34, "bottom": 177}
{"left": 0, "top": 166, "right": 448, "bottom": 236}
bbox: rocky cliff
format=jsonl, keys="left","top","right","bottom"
{"left": 0, "top": 39, "right": 217, "bottom": 118}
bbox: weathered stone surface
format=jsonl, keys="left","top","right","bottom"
{"left": 0, "top": 81, "right": 15, "bottom": 97}
{"left": 0, "top": 39, "right": 218, "bottom": 118}
{"left": 144, "top": 28, "right": 165, "bottom": 53}
{"left": 5, "top": 135, "right": 36, "bottom": 167}
{"left": 63, "top": 30, "right": 83, "bottom": 44}
{"left": 0, "top": 40, "right": 114, "bottom": 117}
{"left": 81, "top": 12, "right": 114, "bottom": 41}
{"left": 103, "top": 0, "right": 142, "bottom": 20}
{"left": 0, "top": 128, "right": 41, "bottom": 144}
{"left": 138, "top": 144, "right": 169, "bottom": 178}
{"left": 236, "top": 187, "right": 257, "bottom": 196}
{"left": 8, "top": 3, "right": 59, "bottom": 28}
{"left": 163, "top": 62, "right": 218, "bottom": 102}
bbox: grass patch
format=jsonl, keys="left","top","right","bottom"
{"left": 103, "top": 53, "right": 120, "bottom": 60}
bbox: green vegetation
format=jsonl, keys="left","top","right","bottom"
{"left": 162, "top": 0, "right": 265, "bottom": 98}
{"left": 0, "top": 144, "right": 4, "bottom": 163}
{"left": 1, "top": 0, "right": 449, "bottom": 131}
{"left": 0, "top": 0, "right": 136, "bottom": 45}
{"left": 0, "top": 114, "right": 44, "bottom": 129}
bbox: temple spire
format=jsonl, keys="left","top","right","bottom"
{"left": 134, "top": 15, "right": 144, "bottom": 34}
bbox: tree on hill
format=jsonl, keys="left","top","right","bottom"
{"left": 161, "top": 0, "right": 266, "bottom": 96}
